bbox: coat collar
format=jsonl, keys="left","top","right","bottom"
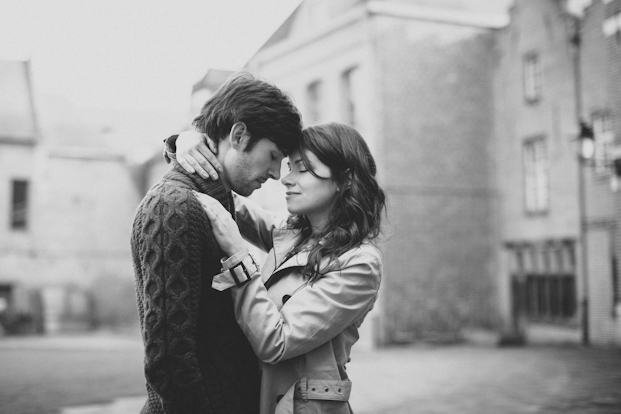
{"left": 261, "top": 228, "right": 305, "bottom": 283}
{"left": 261, "top": 228, "right": 332, "bottom": 287}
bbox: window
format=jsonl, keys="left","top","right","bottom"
{"left": 509, "top": 241, "right": 577, "bottom": 323}
{"left": 306, "top": 80, "right": 322, "bottom": 125}
{"left": 10, "top": 179, "right": 29, "bottom": 230}
{"left": 523, "top": 138, "right": 549, "bottom": 214}
{"left": 592, "top": 113, "right": 614, "bottom": 176}
{"left": 341, "top": 67, "right": 360, "bottom": 128}
{"left": 523, "top": 53, "right": 542, "bottom": 103}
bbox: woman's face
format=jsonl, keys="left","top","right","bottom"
{"left": 281, "top": 149, "right": 339, "bottom": 228}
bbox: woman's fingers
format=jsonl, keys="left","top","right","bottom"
{"left": 187, "top": 149, "right": 217, "bottom": 180}
{"left": 188, "top": 149, "right": 219, "bottom": 181}
{"left": 193, "top": 192, "right": 224, "bottom": 217}
{"left": 177, "top": 154, "right": 196, "bottom": 174}
{"left": 196, "top": 145, "right": 223, "bottom": 177}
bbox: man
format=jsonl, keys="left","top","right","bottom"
{"left": 131, "top": 73, "right": 302, "bottom": 414}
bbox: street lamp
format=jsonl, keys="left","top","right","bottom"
{"left": 578, "top": 121, "right": 595, "bottom": 161}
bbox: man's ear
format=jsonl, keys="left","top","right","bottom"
{"left": 229, "top": 122, "right": 251, "bottom": 151}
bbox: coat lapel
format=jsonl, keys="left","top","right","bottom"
{"left": 261, "top": 228, "right": 306, "bottom": 283}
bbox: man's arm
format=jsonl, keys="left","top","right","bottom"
{"left": 134, "top": 187, "right": 218, "bottom": 413}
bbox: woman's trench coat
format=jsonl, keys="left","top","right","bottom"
{"left": 214, "top": 195, "right": 382, "bottom": 414}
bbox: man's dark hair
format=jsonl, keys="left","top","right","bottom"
{"left": 193, "top": 72, "right": 303, "bottom": 155}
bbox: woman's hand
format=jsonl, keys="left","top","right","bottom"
{"left": 176, "top": 131, "right": 222, "bottom": 181}
{"left": 192, "top": 191, "right": 247, "bottom": 257}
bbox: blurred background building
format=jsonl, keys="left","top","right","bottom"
{"left": 1, "top": 0, "right": 620, "bottom": 348}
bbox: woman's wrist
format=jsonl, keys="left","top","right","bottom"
{"left": 212, "top": 247, "right": 260, "bottom": 291}
{"left": 220, "top": 247, "right": 250, "bottom": 270}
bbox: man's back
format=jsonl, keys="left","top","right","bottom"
{"left": 131, "top": 163, "right": 260, "bottom": 414}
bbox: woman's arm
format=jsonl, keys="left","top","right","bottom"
{"left": 225, "top": 246, "right": 382, "bottom": 364}
{"left": 194, "top": 191, "right": 381, "bottom": 364}
{"left": 166, "top": 131, "right": 222, "bottom": 180}
{"left": 234, "top": 194, "right": 286, "bottom": 252}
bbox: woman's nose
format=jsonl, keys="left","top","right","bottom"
{"left": 281, "top": 172, "right": 292, "bottom": 186}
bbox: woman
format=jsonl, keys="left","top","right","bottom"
{"left": 178, "top": 123, "right": 385, "bottom": 414}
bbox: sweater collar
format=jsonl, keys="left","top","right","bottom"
{"left": 166, "top": 161, "right": 235, "bottom": 217}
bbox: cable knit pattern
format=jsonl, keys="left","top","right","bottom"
{"left": 131, "top": 162, "right": 260, "bottom": 414}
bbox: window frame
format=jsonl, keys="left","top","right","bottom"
{"left": 522, "top": 136, "right": 550, "bottom": 216}
{"left": 10, "top": 179, "right": 29, "bottom": 231}
{"left": 306, "top": 80, "right": 323, "bottom": 126}
{"left": 523, "top": 51, "right": 542, "bottom": 104}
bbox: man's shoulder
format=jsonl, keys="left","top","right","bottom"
{"left": 135, "top": 180, "right": 202, "bottom": 220}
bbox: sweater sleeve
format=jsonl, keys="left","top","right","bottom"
{"left": 133, "top": 185, "right": 218, "bottom": 413}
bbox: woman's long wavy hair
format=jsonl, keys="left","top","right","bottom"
{"left": 286, "top": 122, "right": 386, "bottom": 284}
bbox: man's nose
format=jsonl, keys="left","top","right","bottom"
{"left": 268, "top": 163, "right": 281, "bottom": 180}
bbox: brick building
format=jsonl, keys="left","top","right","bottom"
{"left": 495, "top": 0, "right": 621, "bottom": 347}
{"left": 494, "top": 0, "right": 584, "bottom": 344}
{"left": 580, "top": 0, "right": 621, "bottom": 346}
{"left": 244, "top": 0, "right": 510, "bottom": 345}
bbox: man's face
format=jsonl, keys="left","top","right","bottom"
{"left": 224, "top": 138, "right": 285, "bottom": 196}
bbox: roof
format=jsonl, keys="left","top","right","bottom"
{"left": 0, "top": 60, "right": 37, "bottom": 142}
{"left": 252, "top": 0, "right": 511, "bottom": 56}
{"left": 192, "top": 68, "right": 235, "bottom": 94}
{"left": 261, "top": 3, "right": 302, "bottom": 50}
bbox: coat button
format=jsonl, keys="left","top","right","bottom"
{"left": 282, "top": 294, "right": 291, "bottom": 304}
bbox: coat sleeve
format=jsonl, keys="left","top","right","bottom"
{"left": 230, "top": 245, "right": 382, "bottom": 364}
{"left": 132, "top": 187, "right": 218, "bottom": 413}
{"left": 234, "top": 193, "right": 287, "bottom": 253}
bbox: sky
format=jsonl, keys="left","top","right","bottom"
{"left": 0, "top": 0, "right": 302, "bottom": 114}
{"left": 0, "top": 0, "right": 593, "bottom": 116}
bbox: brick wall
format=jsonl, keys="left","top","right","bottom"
{"left": 374, "top": 16, "right": 500, "bottom": 338}
{"left": 581, "top": 0, "right": 621, "bottom": 346}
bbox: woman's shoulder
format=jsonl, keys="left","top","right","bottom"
{"left": 336, "top": 242, "right": 383, "bottom": 272}
{"left": 342, "top": 240, "right": 382, "bottom": 259}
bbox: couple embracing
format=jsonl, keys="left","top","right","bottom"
{"left": 131, "top": 73, "right": 386, "bottom": 414}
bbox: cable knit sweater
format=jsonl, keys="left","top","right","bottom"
{"left": 131, "top": 161, "right": 260, "bottom": 414}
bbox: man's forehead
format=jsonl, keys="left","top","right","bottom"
{"left": 257, "top": 138, "right": 284, "bottom": 155}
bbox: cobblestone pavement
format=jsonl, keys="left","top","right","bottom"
{"left": 1, "top": 333, "right": 620, "bottom": 414}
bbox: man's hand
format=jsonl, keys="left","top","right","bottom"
{"left": 177, "top": 131, "right": 222, "bottom": 181}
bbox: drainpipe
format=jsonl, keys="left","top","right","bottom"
{"left": 569, "top": 11, "right": 590, "bottom": 346}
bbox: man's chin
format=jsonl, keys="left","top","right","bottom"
{"left": 234, "top": 186, "right": 256, "bottom": 197}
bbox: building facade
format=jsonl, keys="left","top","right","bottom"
{"left": 0, "top": 60, "right": 40, "bottom": 332}
{"left": 245, "top": 0, "right": 508, "bottom": 345}
{"left": 495, "top": 0, "right": 621, "bottom": 347}
{"left": 0, "top": 60, "right": 144, "bottom": 333}
{"left": 580, "top": 0, "right": 621, "bottom": 346}
{"left": 494, "top": 0, "right": 584, "bottom": 344}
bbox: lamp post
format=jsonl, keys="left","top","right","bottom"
{"left": 576, "top": 121, "right": 594, "bottom": 346}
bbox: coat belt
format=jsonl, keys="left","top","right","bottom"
{"left": 275, "top": 377, "right": 352, "bottom": 414}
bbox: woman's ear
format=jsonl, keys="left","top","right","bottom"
{"left": 229, "top": 122, "right": 251, "bottom": 151}
{"left": 342, "top": 169, "right": 353, "bottom": 191}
